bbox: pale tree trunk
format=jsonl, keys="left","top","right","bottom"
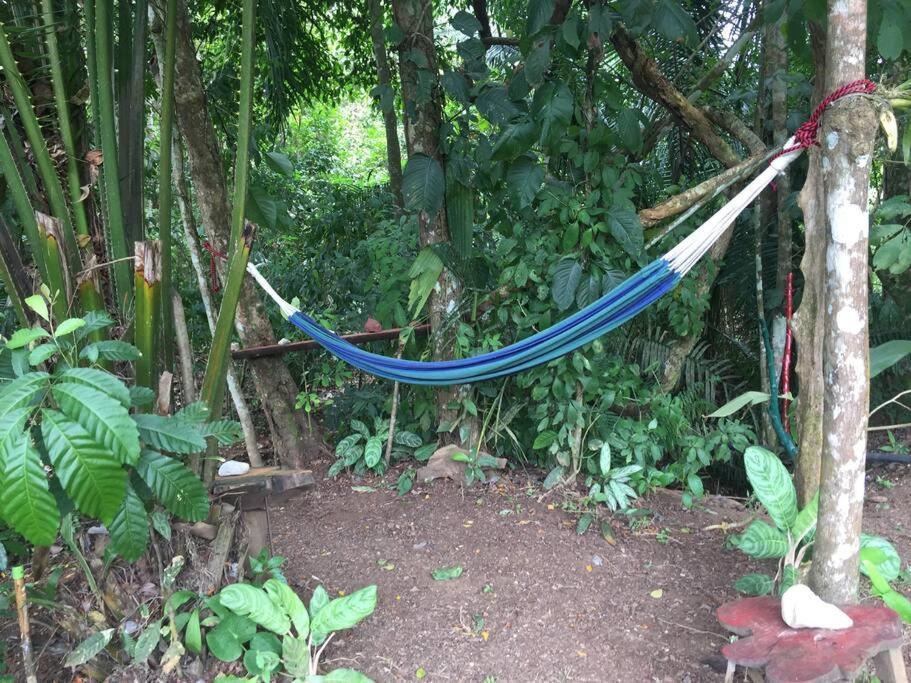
{"left": 808, "top": 0, "right": 876, "bottom": 603}
{"left": 792, "top": 24, "right": 827, "bottom": 507}
{"left": 769, "top": 16, "right": 792, "bottom": 296}
{"left": 368, "top": 0, "right": 404, "bottom": 207}
{"left": 167, "top": 0, "right": 319, "bottom": 468}
{"left": 392, "top": 0, "right": 466, "bottom": 441}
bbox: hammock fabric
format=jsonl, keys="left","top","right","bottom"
{"left": 243, "top": 81, "right": 875, "bottom": 386}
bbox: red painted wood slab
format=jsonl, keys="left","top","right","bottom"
{"left": 717, "top": 597, "right": 904, "bottom": 683}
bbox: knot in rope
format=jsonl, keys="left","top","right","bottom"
{"left": 202, "top": 240, "right": 227, "bottom": 293}
{"left": 776, "top": 79, "right": 877, "bottom": 160}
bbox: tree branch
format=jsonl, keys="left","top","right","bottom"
{"left": 703, "top": 106, "right": 766, "bottom": 155}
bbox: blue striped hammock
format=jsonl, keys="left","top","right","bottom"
{"left": 246, "top": 144, "right": 801, "bottom": 386}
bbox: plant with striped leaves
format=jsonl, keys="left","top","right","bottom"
{"left": 0, "top": 302, "right": 242, "bottom": 562}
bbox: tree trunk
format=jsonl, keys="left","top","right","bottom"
{"left": 808, "top": 0, "right": 876, "bottom": 604}
{"left": 392, "top": 0, "right": 465, "bottom": 439}
{"left": 168, "top": 0, "right": 319, "bottom": 468}
{"left": 368, "top": 0, "right": 403, "bottom": 208}
{"left": 792, "top": 24, "right": 827, "bottom": 507}
{"left": 768, "top": 16, "right": 792, "bottom": 297}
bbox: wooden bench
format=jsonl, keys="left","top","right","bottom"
{"left": 717, "top": 596, "right": 908, "bottom": 683}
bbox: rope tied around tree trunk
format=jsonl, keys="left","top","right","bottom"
{"left": 773, "top": 79, "right": 877, "bottom": 161}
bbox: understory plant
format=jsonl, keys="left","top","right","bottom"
{"left": 330, "top": 416, "right": 434, "bottom": 476}
{"left": 0, "top": 305, "right": 241, "bottom": 559}
{"left": 731, "top": 446, "right": 903, "bottom": 601}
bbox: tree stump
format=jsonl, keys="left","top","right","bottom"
{"left": 717, "top": 596, "right": 908, "bottom": 683}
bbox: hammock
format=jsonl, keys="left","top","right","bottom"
{"left": 245, "top": 77, "right": 876, "bottom": 386}
{"left": 244, "top": 142, "right": 802, "bottom": 385}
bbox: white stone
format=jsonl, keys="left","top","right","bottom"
{"left": 780, "top": 584, "right": 853, "bottom": 630}
{"left": 218, "top": 460, "right": 251, "bottom": 477}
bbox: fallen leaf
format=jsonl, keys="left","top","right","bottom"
{"left": 650, "top": 589, "right": 664, "bottom": 599}
{"left": 351, "top": 486, "right": 376, "bottom": 493}
{"left": 432, "top": 565, "right": 463, "bottom": 581}
{"left": 481, "top": 630, "right": 489, "bottom": 641}
{"left": 547, "top": 504, "right": 555, "bottom": 510}
{"left": 416, "top": 667, "right": 427, "bottom": 679}
{"left": 463, "top": 520, "right": 474, "bottom": 527}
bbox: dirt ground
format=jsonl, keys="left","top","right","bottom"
{"left": 269, "top": 455, "right": 911, "bottom": 683}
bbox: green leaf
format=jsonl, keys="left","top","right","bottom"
{"left": 150, "top": 509, "right": 172, "bottom": 540}
{"left": 491, "top": 122, "right": 537, "bottom": 162}
{"left": 532, "top": 83, "right": 573, "bottom": 147}
{"left": 743, "top": 446, "right": 797, "bottom": 530}
{"left": 790, "top": 492, "right": 818, "bottom": 542}
{"left": 617, "top": 108, "right": 642, "bottom": 153}
{"left": 282, "top": 634, "right": 310, "bottom": 677}
{"left": 525, "top": 0, "right": 555, "bottom": 36}
{"left": 542, "top": 465, "right": 563, "bottom": 489}
{"left": 0, "top": 372, "right": 49, "bottom": 417}
{"left": 441, "top": 71, "right": 470, "bottom": 105}
{"left": 552, "top": 258, "right": 582, "bottom": 311}
{"left": 264, "top": 578, "right": 309, "bottom": 638}
{"left": 780, "top": 564, "right": 798, "bottom": 595}
{"left": 175, "top": 401, "right": 211, "bottom": 423}
{"left": 407, "top": 246, "right": 444, "bottom": 316}
{"left": 734, "top": 573, "right": 773, "bottom": 596}
{"left": 136, "top": 451, "right": 209, "bottom": 522}
{"left": 1, "top": 431, "right": 60, "bottom": 546}
{"left": 58, "top": 368, "right": 131, "bottom": 409}
{"left": 363, "top": 436, "right": 383, "bottom": 468}
{"left": 877, "top": 13, "right": 904, "bottom": 60}
{"left": 220, "top": 583, "right": 291, "bottom": 634}
{"left": 860, "top": 534, "right": 901, "bottom": 582}
{"left": 79, "top": 340, "right": 142, "bottom": 362}
{"left": 310, "top": 585, "right": 377, "bottom": 632}
{"left": 393, "top": 431, "right": 423, "bottom": 448}
{"left": 74, "top": 311, "right": 114, "bottom": 341}
{"left": 207, "top": 624, "right": 243, "bottom": 662}
{"left": 28, "top": 342, "right": 58, "bottom": 366}
{"left": 264, "top": 151, "right": 294, "bottom": 177}
{"left": 195, "top": 420, "right": 243, "bottom": 446}
{"left": 24, "top": 295, "right": 49, "bottom": 322}
{"left": 431, "top": 566, "right": 463, "bottom": 581}
{"left": 309, "top": 585, "right": 330, "bottom": 622}
{"left": 451, "top": 10, "right": 481, "bottom": 36}
{"left": 52, "top": 383, "right": 140, "bottom": 466}
{"left": 6, "top": 327, "right": 49, "bottom": 349}
{"left": 524, "top": 39, "right": 551, "bottom": 87}
{"left": 475, "top": 85, "right": 520, "bottom": 125}
{"left": 598, "top": 442, "right": 611, "bottom": 474}
{"left": 576, "top": 513, "right": 593, "bottom": 535}
{"left": 506, "top": 155, "right": 544, "bottom": 208}
{"left": 587, "top": 2, "right": 612, "bottom": 38}
{"left": 687, "top": 473, "right": 704, "bottom": 498}
{"left": 606, "top": 208, "right": 644, "bottom": 258}
{"left": 533, "top": 430, "right": 558, "bottom": 449}
{"left": 41, "top": 409, "right": 126, "bottom": 524}
{"left": 132, "top": 414, "right": 206, "bottom": 454}
{"left": 322, "top": 668, "right": 375, "bottom": 682}
{"left": 705, "top": 390, "right": 771, "bottom": 418}
{"left": 731, "top": 520, "right": 789, "bottom": 559}
{"left": 129, "top": 386, "right": 156, "bottom": 408}
{"left": 870, "top": 340, "right": 911, "bottom": 378}
{"left": 108, "top": 485, "right": 149, "bottom": 562}
{"left": 132, "top": 620, "right": 161, "bottom": 663}
{"left": 403, "top": 154, "right": 445, "bottom": 216}
{"left": 653, "top": 0, "right": 698, "bottom": 45}
{"left": 54, "top": 318, "right": 86, "bottom": 338}
{"left": 64, "top": 628, "right": 114, "bottom": 667}
{"left": 182, "top": 609, "right": 202, "bottom": 654}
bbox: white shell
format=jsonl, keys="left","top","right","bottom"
{"left": 218, "top": 460, "right": 251, "bottom": 477}
{"left": 780, "top": 584, "right": 853, "bottom": 630}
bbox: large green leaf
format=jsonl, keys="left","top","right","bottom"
{"left": 310, "top": 585, "right": 377, "bottom": 634}
{"left": 402, "top": 154, "right": 444, "bottom": 216}
{"left": 135, "top": 451, "right": 209, "bottom": 522}
{"left": 41, "top": 409, "right": 126, "bottom": 524}
{"left": 195, "top": 420, "right": 243, "bottom": 446}
{"left": 58, "top": 368, "right": 131, "bottom": 408}
{"left": 282, "top": 634, "right": 310, "bottom": 677}
{"left": 734, "top": 573, "right": 773, "bottom": 596}
{"left": 870, "top": 340, "right": 911, "bottom": 378}
{"left": 860, "top": 534, "right": 901, "bottom": 582}
{"left": 363, "top": 437, "right": 383, "bottom": 468}
{"left": 877, "top": 12, "right": 904, "bottom": 60}
{"left": 321, "top": 670, "right": 375, "bottom": 683}
{"left": 264, "top": 578, "right": 309, "bottom": 638}
{"left": 552, "top": 258, "right": 582, "bottom": 311}
{"left": 525, "top": 0, "right": 555, "bottom": 36}
{"left": 616, "top": 108, "right": 642, "bottom": 153}
{"left": 653, "top": 0, "right": 698, "bottom": 45}
{"left": 0, "top": 371, "right": 49, "bottom": 418}
{"left": 64, "top": 628, "right": 114, "bottom": 667}
{"left": 207, "top": 624, "right": 243, "bottom": 662}
{"left": 5, "top": 327, "right": 49, "bottom": 349}
{"left": 507, "top": 155, "right": 544, "bottom": 208}
{"left": 407, "top": 246, "right": 444, "bottom": 316}
{"left": 219, "top": 583, "right": 291, "bottom": 634}
{"left": 1, "top": 431, "right": 59, "bottom": 545}
{"left": 732, "top": 520, "right": 789, "bottom": 559}
{"left": 790, "top": 492, "right": 818, "bottom": 542}
{"left": 108, "top": 484, "right": 149, "bottom": 562}
{"left": 132, "top": 414, "right": 206, "bottom": 454}
{"left": 491, "top": 122, "right": 537, "bottom": 161}
{"left": 52, "top": 383, "right": 140, "bottom": 466}
{"left": 705, "top": 390, "right": 771, "bottom": 418}
{"left": 79, "top": 340, "right": 141, "bottom": 362}
{"left": 532, "top": 82, "right": 573, "bottom": 147}
{"left": 606, "top": 208, "right": 644, "bottom": 258}
{"left": 475, "top": 85, "right": 520, "bottom": 125}
{"left": 743, "top": 446, "right": 797, "bottom": 530}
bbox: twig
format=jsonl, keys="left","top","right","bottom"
{"left": 869, "top": 389, "right": 911, "bottom": 420}
{"left": 13, "top": 566, "right": 38, "bottom": 683}
{"left": 74, "top": 255, "right": 136, "bottom": 277}
{"left": 655, "top": 616, "right": 729, "bottom": 641}
{"left": 868, "top": 422, "right": 911, "bottom": 432}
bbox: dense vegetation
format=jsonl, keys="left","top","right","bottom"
{"left": 0, "top": 0, "right": 908, "bottom": 677}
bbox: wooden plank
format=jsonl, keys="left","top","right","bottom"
{"left": 213, "top": 467, "right": 315, "bottom": 510}
{"left": 874, "top": 648, "right": 909, "bottom": 683}
{"left": 231, "top": 324, "right": 431, "bottom": 360}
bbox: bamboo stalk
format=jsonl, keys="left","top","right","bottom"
{"left": 13, "top": 566, "right": 38, "bottom": 683}
{"left": 0, "top": 24, "right": 81, "bottom": 280}
{"left": 199, "top": 0, "right": 257, "bottom": 484}
{"left": 158, "top": 0, "right": 178, "bottom": 371}
{"left": 35, "top": 212, "right": 72, "bottom": 316}
{"left": 0, "top": 106, "right": 40, "bottom": 201}
{"left": 0, "top": 218, "right": 31, "bottom": 327}
{"left": 93, "top": 0, "right": 132, "bottom": 311}
{"left": 134, "top": 241, "right": 162, "bottom": 392}
{"left": 0, "top": 126, "right": 48, "bottom": 285}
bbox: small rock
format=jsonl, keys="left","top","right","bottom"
{"left": 218, "top": 460, "right": 250, "bottom": 477}
{"left": 781, "top": 584, "right": 853, "bottom": 630}
{"left": 592, "top": 554, "right": 603, "bottom": 567}
{"left": 122, "top": 620, "right": 140, "bottom": 635}
{"left": 190, "top": 522, "right": 218, "bottom": 541}
{"left": 868, "top": 495, "right": 888, "bottom": 503}
{"left": 413, "top": 541, "right": 428, "bottom": 550}
{"left": 87, "top": 525, "right": 108, "bottom": 535}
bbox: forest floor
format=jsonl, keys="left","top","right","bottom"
{"left": 270, "top": 451, "right": 911, "bottom": 683}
